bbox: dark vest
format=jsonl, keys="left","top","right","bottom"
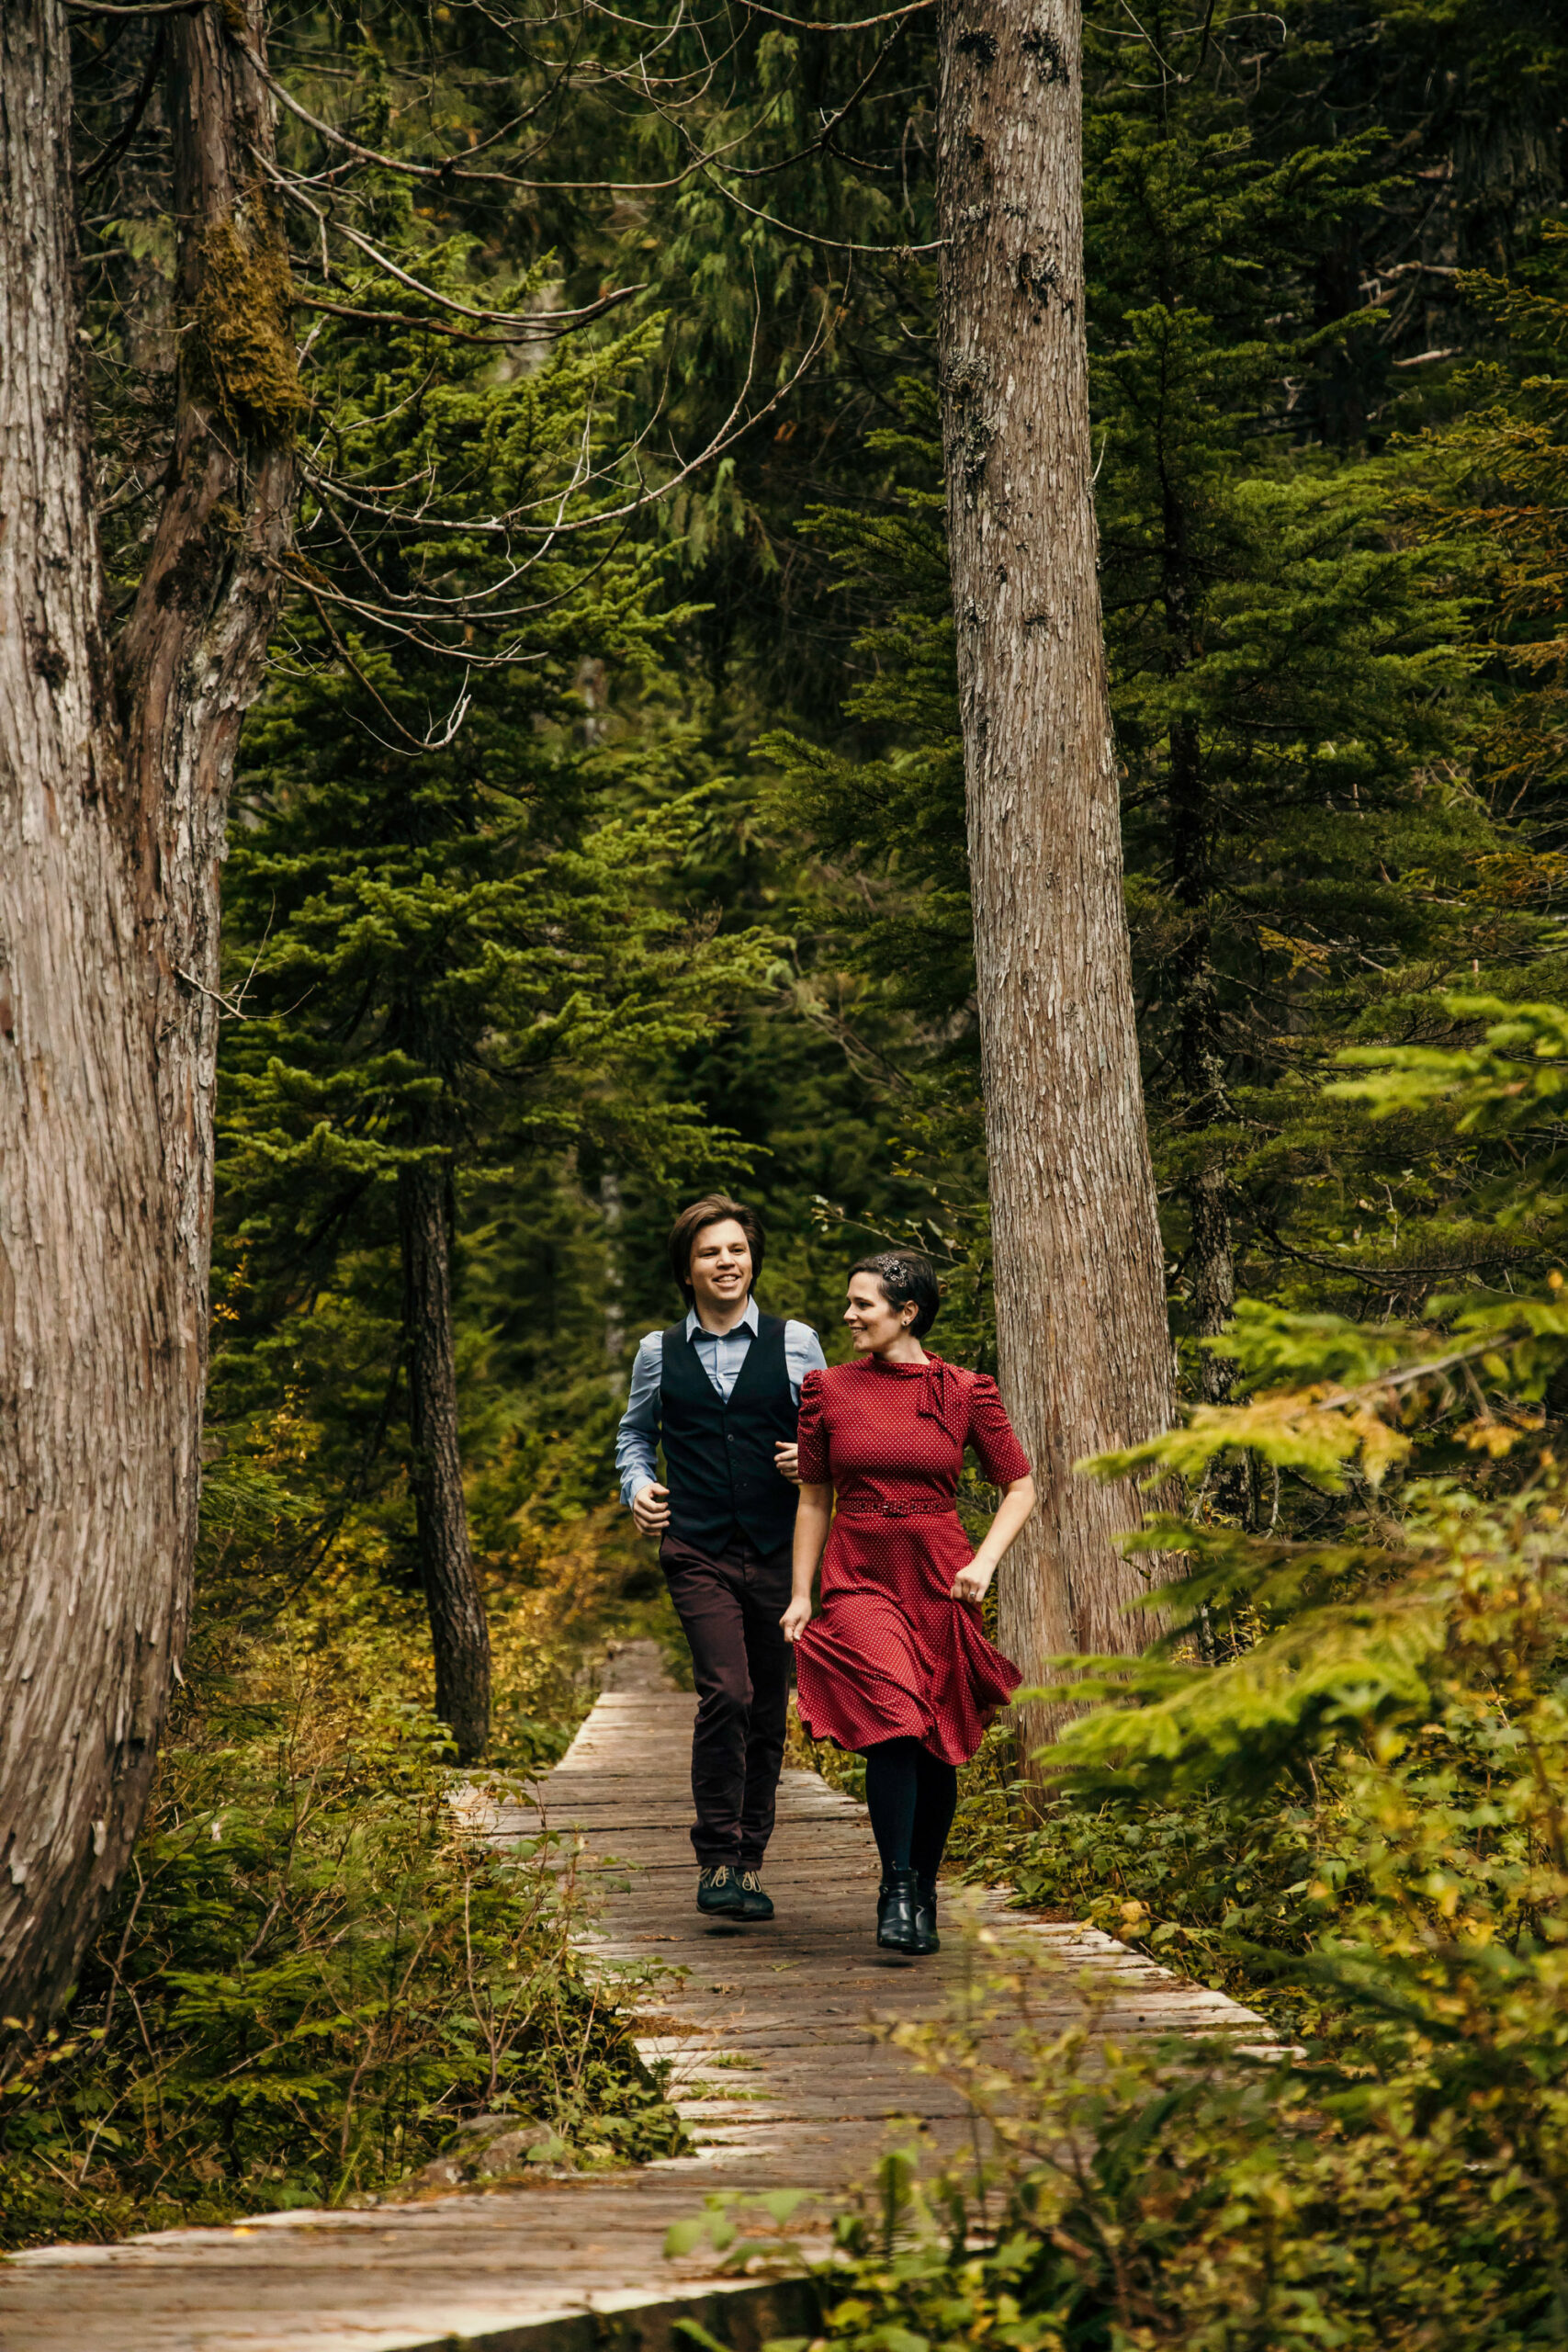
{"left": 660, "top": 1313, "right": 800, "bottom": 1557}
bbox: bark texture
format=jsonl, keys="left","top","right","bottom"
{"left": 398, "top": 1161, "right": 492, "bottom": 1764}
{"left": 935, "top": 0, "right": 1172, "bottom": 1747}
{"left": 1165, "top": 539, "right": 1235, "bottom": 1406}
{"left": 0, "top": 0, "right": 297, "bottom": 2053}
{"left": 1188, "top": 1165, "right": 1236, "bottom": 1405}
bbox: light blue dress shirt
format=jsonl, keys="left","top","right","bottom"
{"left": 615, "top": 1296, "right": 827, "bottom": 1508}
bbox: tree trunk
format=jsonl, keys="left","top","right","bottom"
{"left": 397, "top": 1160, "right": 491, "bottom": 1763}
{"left": 936, "top": 0, "right": 1172, "bottom": 1764}
{"left": 0, "top": 0, "right": 296, "bottom": 2058}
{"left": 1188, "top": 1165, "right": 1236, "bottom": 1404}
{"left": 1167, "top": 707, "right": 1236, "bottom": 1405}
{"left": 601, "top": 1168, "right": 626, "bottom": 1392}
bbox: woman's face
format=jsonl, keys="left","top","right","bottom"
{"left": 843, "top": 1272, "right": 912, "bottom": 1353}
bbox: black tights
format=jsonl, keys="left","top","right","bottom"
{"left": 863, "top": 1737, "right": 958, "bottom": 1882}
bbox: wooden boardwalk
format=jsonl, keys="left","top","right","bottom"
{"left": 0, "top": 1648, "right": 1263, "bottom": 2352}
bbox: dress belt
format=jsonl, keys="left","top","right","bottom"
{"left": 837, "top": 1498, "right": 958, "bottom": 1519}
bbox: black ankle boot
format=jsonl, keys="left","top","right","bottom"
{"left": 912, "top": 1875, "right": 940, "bottom": 1954}
{"left": 876, "top": 1866, "right": 920, "bottom": 1952}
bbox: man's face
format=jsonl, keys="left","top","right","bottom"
{"left": 687, "top": 1218, "right": 753, "bottom": 1316}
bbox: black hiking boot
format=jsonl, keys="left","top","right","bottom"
{"left": 736, "top": 1869, "right": 774, "bottom": 1921}
{"left": 912, "top": 1874, "right": 940, "bottom": 1954}
{"left": 697, "top": 1865, "right": 747, "bottom": 1917}
{"left": 876, "top": 1866, "right": 921, "bottom": 1953}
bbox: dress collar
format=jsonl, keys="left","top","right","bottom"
{"left": 864, "top": 1349, "right": 965, "bottom": 1439}
{"left": 916, "top": 1352, "right": 965, "bottom": 1439}
{"left": 686, "top": 1295, "right": 759, "bottom": 1342}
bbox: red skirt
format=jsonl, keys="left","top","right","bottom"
{"left": 793, "top": 1507, "right": 1021, "bottom": 1766}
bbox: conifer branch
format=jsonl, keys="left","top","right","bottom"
{"left": 242, "top": 35, "right": 782, "bottom": 196}
{"left": 703, "top": 172, "right": 945, "bottom": 254}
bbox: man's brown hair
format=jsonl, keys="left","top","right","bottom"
{"left": 668, "top": 1194, "right": 765, "bottom": 1300}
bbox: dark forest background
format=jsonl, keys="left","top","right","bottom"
{"left": 9, "top": 0, "right": 1568, "bottom": 2290}
{"left": 181, "top": 0, "right": 1567, "bottom": 1607}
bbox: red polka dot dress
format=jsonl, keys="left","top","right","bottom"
{"left": 792, "top": 1355, "right": 1030, "bottom": 1766}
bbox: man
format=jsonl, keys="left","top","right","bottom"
{"left": 615, "top": 1195, "right": 826, "bottom": 1920}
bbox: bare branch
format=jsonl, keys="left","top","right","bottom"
{"left": 734, "top": 0, "right": 934, "bottom": 24}
{"left": 174, "top": 968, "right": 252, "bottom": 1023}
{"left": 707, "top": 171, "right": 945, "bottom": 254}
{"left": 64, "top": 0, "right": 202, "bottom": 15}
{"left": 241, "top": 32, "right": 784, "bottom": 197}
{"left": 76, "top": 24, "right": 166, "bottom": 186}
{"left": 290, "top": 282, "right": 646, "bottom": 349}
{"left": 298, "top": 586, "right": 477, "bottom": 752}
{"left": 261, "top": 153, "right": 654, "bottom": 335}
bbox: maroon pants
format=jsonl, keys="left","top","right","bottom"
{"left": 660, "top": 1529, "right": 793, "bottom": 1871}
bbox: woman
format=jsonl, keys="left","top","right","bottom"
{"left": 783, "top": 1253, "right": 1036, "bottom": 1955}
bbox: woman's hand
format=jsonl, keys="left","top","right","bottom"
{"left": 787, "top": 1482, "right": 831, "bottom": 1647}
{"left": 951, "top": 1559, "right": 995, "bottom": 1607}
{"left": 781, "top": 1593, "right": 813, "bottom": 1645}
{"left": 952, "top": 1479, "right": 1034, "bottom": 1604}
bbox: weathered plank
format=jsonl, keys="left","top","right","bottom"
{"left": 0, "top": 1645, "right": 1265, "bottom": 2351}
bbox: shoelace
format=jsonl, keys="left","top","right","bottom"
{"left": 740, "top": 1870, "right": 764, "bottom": 1894}
{"left": 699, "top": 1866, "right": 732, "bottom": 1888}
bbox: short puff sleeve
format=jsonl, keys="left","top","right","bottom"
{"left": 796, "top": 1368, "right": 829, "bottom": 1484}
{"left": 966, "top": 1374, "right": 1031, "bottom": 1487}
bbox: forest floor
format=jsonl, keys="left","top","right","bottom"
{"left": 0, "top": 1645, "right": 1264, "bottom": 2352}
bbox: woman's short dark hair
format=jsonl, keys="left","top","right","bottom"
{"left": 669, "top": 1194, "right": 766, "bottom": 1299}
{"left": 848, "top": 1250, "right": 941, "bottom": 1340}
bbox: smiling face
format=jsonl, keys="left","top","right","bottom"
{"left": 843, "top": 1271, "right": 914, "bottom": 1354}
{"left": 686, "top": 1217, "right": 754, "bottom": 1317}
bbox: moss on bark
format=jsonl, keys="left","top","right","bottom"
{"left": 187, "top": 189, "right": 302, "bottom": 447}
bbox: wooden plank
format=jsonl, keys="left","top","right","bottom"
{"left": 0, "top": 1641, "right": 1267, "bottom": 2351}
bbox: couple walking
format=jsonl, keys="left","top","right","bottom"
{"left": 615, "top": 1193, "right": 1036, "bottom": 1955}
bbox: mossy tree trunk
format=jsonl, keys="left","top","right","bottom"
{"left": 935, "top": 0, "right": 1173, "bottom": 1774}
{"left": 0, "top": 0, "right": 298, "bottom": 2060}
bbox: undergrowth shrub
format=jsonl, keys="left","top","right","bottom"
{"left": 951, "top": 1784, "right": 1323, "bottom": 2018}
{"left": 795, "top": 1432, "right": 1568, "bottom": 2342}
{"left": 784, "top": 1000, "right": 1568, "bottom": 2339}
{"left": 0, "top": 1558, "right": 682, "bottom": 2252}
{"left": 800, "top": 1934, "right": 1568, "bottom": 2352}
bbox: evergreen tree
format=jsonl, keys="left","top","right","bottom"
{"left": 217, "top": 254, "right": 768, "bottom": 1756}
{"left": 1083, "top": 92, "right": 1482, "bottom": 1388}
{"left": 766, "top": 2, "right": 1544, "bottom": 1444}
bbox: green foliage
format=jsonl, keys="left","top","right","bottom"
{"left": 757, "top": 5, "right": 1562, "bottom": 1374}
{"left": 948, "top": 1782, "right": 1321, "bottom": 2019}
{"left": 794, "top": 1004, "right": 1568, "bottom": 2340}
{"left": 1397, "top": 223, "right": 1568, "bottom": 828}
{"left": 208, "top": 227, "right": 786, "bottom": 1658}
{"left": 224, "top": 243, "right": 768, "bottom": 1220}
{"left": 0, "top": 1575, "right": 682, "bottom": 2253}
{"left": 798, "top": 1203, "right": 1568, "bottom": 2343}
{"left": 761, "top": 383, "right": 968, "bottom": 1040}
{"left": 798, "top": 1940, "right": 1568, "bottom": 2347}
{"left": 48, "top": 2, "right": 1568, "bottom": 2312}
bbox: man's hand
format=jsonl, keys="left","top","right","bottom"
{"left": 773, "top": 1441, "right": 801, "bottom": 1485}
{"left": 951, "top": 1560, "right": 995, "bottom": 1607}
{"left": 632, "top": 1480, "right": 671, "bottom": 1537}
{"left": 781, "top": 1593, "right": 813, "bottom": 1644}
